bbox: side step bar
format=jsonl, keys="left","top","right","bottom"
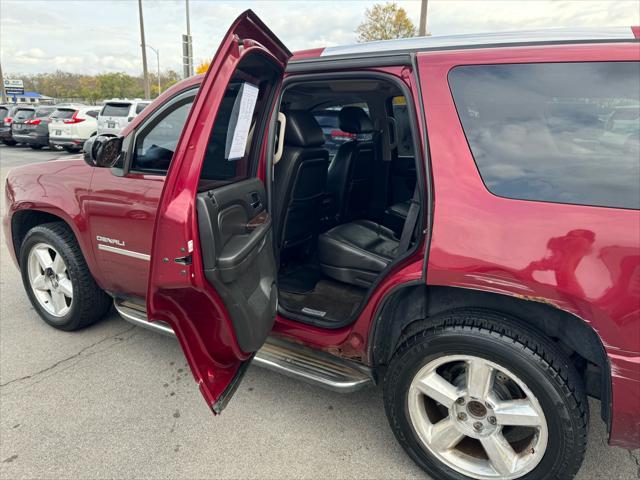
{"left": 114, "top": 300, "right": 374, "bottom": 393}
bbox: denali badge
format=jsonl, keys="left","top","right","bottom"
{"left": 96, "top": 235, "right": 126, "bottom": 247}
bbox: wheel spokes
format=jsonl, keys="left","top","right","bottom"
{"left": 33, "top": 247, "right": 54, "bottom": 270}
{"left": 32, "top": 274, "right": 48, "bottom": 291}
{"left": 466, "top": 358, "right": 494, "bottom": 399}
{"left": 429, "top": 417, "right": 465, "bottom": 452}
{"left": 493, "top": 399, "right": 542, "bottom": 427}
{"left": 415, "top": 371, "right": 461, "bottom": 409}
{"left": 57, "top": 278, "right": 73, "bottom": 298}
{"left": 51, "top": 253, "right": 66, "bottom": 275}
{"left": 480, "top": 433, "right": 519, "bottom": 475}
{"left": 50, "top": 290, "right": 68, "bottom": 314}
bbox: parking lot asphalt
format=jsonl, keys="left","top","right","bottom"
{"left": 1, "top": 143, "right": 638, "bottom": 480}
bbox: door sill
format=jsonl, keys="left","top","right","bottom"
{"left": 114, "top": 300, "right": 374, "bottom": 393}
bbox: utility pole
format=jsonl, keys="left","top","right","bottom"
{"left": 0, "top": 61, "right": 6, "bottom": 104}
{"left": 419, "top": 0, "right": 428, "bottom": 37}
{"left": 138, "top": 0, "right": 151, "bottom": 99}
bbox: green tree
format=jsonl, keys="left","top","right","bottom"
{"left": 8, "top": 69, "right": 185, "bottom": 103}
{"left": 356, "top": 2, "right": 416, "bottom": 42}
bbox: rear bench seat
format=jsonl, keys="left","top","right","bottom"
{"left": 317, "top": 220, "right": 399, "bottom": 288}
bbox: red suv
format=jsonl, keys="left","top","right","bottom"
{"left": 4, "top": 12, "right": 639, "bottom": 480}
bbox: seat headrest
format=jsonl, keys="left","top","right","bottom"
{"left": 339, "top": 106, "right": 374, "bottom": 134}
{"left": 284, "top": 110, "right": 325, "bottom": 148}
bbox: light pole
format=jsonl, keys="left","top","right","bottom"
{"left": 145, "top": 45, "right": 161, "bottom": 97}
{"left": 138, "top": 0, "right": 151, "bottom": 99}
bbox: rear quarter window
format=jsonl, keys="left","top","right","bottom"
{"left": 449, "top": 61, "right": 640, "bottom": 210}
{"left": 101, "top": 103, "right": 131, "bottom": 117}
{"left": 0, "top": 107, "right": 8, "bottom": 120}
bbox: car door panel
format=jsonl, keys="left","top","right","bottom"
{"left": 196, "top": 178, "right": 276, "bottom": 353}
{"left": 147, "top": 9, "right": 290, "bottom": 412}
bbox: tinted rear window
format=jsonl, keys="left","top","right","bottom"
{"left": 313, "top": 113, "right": 339, "bottom": 128}
{"left": 35, "top": 107, "right": 54, "bottom": 118}
{"left": 86, "top": 110, "right": 99, "bottom": 119}
{"left": 0, "top": 107, "right": 7, "bottom": 120}
{"left": 102, "top": 103, "right": 131, "bottom": 117}
{"left": 14, "top": 109, "right": 35, "bottom": 120}
{"left": 52, "top": 109, "right": 76, "bottom": 119}
{"left": 449, "top": 62, "right": 640, "bottom": 210}
{"left": 135, "top": 103, "right": 149, "bottom": 114}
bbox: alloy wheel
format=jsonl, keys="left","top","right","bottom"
{"left": 408, "top": 354, "right": 548, "bottom": 479}
{"left": 27, "top": 242, "right": 73, "bottom": 317}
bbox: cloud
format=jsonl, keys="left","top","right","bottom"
{"left": 1, "top": 0, "right": 638, "bottom": 76}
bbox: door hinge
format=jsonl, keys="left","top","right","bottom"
{"left": 174, "top": 254, "right": 192, "bottom": 265}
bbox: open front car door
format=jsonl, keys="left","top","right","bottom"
{"left": 147, "top": 10, "right": 291, "bottom": 413}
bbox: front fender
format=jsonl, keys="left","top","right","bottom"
{"left": 3, "top": 159, "right": 103, "bottom": 288}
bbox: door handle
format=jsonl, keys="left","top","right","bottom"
{"left": 249, "top": 191, "right": 261, "bottom": 209}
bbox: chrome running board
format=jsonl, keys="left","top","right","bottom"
{"left": 114, "top": 300, "right": 374, "bottom": 392}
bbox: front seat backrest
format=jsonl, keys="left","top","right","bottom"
{"left": 327, "top": 106, "right": 376, "bottom": 222}
{"left": 274, "top": 110, "right": 329, "bottom": 251}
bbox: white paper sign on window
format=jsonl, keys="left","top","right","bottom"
{"left": 225, "top": 82, "right": 259, "bottom": 161}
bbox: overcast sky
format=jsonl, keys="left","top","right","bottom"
{"left": 1, "top": 0, "right": 638, "bottom": 76}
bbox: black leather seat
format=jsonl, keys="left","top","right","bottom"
{"left": 384, "top": 199, "right": 411, "bottom": 235}
{"left": 274, "top": 110, "right": 329, "bottom": 250}
{"left": 317, "top": 220, "right": 399, "bottom": 288}
{"left": 326, "top": 107, "right": 376, "bottom": 223}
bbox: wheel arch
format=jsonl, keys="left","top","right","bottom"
{"left": 10, "top": 209, "right": 101, "bottom": 288}
{"left": 369, "top": 283, "right": 612, "bottom": 432}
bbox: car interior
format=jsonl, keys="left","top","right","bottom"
{"left": 193, "top": 52, "right": 421, "bottom": 344}
{"left": 273, "top": 77, "right": 420, "bottom": 325}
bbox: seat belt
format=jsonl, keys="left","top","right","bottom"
{"left": 397, "top": 186, "right": 420, "bottom": 253}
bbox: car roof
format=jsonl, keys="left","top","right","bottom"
{"left": 103, "top": 99, "right": 149, "bottom": 104}
{"left": 292, "top": 26, "right": 639, "bottom": 61}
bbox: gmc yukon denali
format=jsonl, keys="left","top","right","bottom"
{"left": 4, "top": 12, "right": 639, "bottom": 479}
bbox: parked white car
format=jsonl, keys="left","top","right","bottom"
{"left": 97, "top": 99, "right": 150, "bottom": 136}
{"left": 48, "top": 105, "right": 101, "bottom": 152}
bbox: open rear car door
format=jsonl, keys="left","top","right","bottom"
{"left": 147, "top": 10, "right": 291, "bottom": 413}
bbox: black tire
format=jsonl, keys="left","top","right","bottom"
{"left": 2, "top": 139, "right": 17, "bottom": 146}
{"left": 19, "top": 222, "right": 112, "bottom": 331}
{"left": 63, "top": 146, "right": 79, "bottom": 153}
{"left": 383, "top": 309, "right": 588, "bottom": 480}
{"left": 30, "top": 145, "right": 44, "bottom": 150}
